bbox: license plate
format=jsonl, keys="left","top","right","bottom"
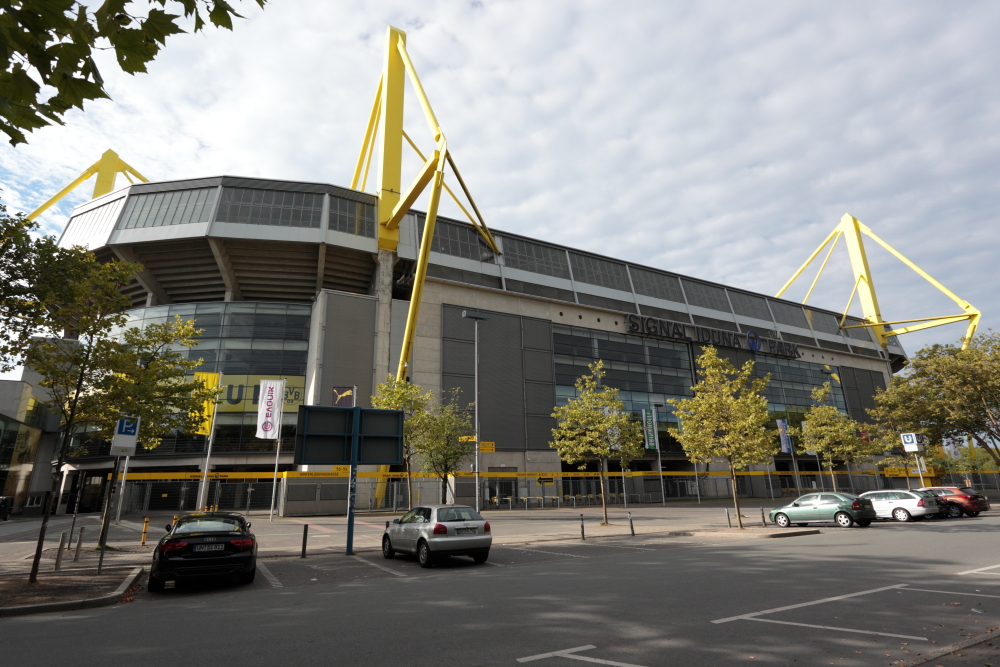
{"left": 456, "top": 528, "right": 477, "bottom": 535}
{"left": 194, "top": 544, "right": 225, "bottom": 552}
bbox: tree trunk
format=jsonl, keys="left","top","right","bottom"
{"left": 599, "top": 457, "right": 609, "bottom": 525}
{"left": 829, "top": 464, "right": 838, "bottom": 492}
{"left": 28, "top": 428, "right": 68, "bottom": 583}
{"left": 441, "top": 475, "right": 448, "bottom": 504}
{"left": 728, "top": 460, "right": 744, "bottom": 529}
{"left": 405, "top": 456, "right": 413, "bottom": 510}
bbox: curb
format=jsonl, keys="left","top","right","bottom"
{"left": 906, "top": 626, "right": 1000, "bottom": 666}
{"left": 667, "top": 529, "right": 822, "bottom": 539}
{"left": 0, "top": 567, "right": 145, "bottom": 618}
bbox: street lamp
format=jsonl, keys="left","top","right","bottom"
{"left": 462, "top": 310, "right": 489, "bottom": 512}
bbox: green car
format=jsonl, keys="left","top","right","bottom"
{"left": 769, "top": 492, "right": 877, "bottom": 528}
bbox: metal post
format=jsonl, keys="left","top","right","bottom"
{"left": 115, "top": 455, "right": 130, "bottom": 524}
{"left": 915, "top": 454, "right": 926, "bottom": 488}
{"left": 760, "top": 507, "right": 766, "bottom": 527}
{"left": 97, "top": 455, "right": 122, "bottom": 575}
{"left": 789, "top": 447, "right": 803, "bottom": 495}
{"left": 766, "top": 458, "right": 775, "bottom": 500}
{"left": 652, "top": 405, "right": 666, "bottom": 506}
{"left": 73, "top": 526, "right": 85, "bottom": 562}
{"left": 54, "top": 532, "right": 66, "bottom": 570}
{"left": 628, "top": 512, "right": 635, "bottom": 536}
{"left": 621, "top": 468, "right": 628, "bottom": 508}
{"left": 814, "top": 453, "right": 824, "bottom": 491}
{"left": 197, "top": 374, "right": 222, "bottom": 509}
{"left": 475, "top": 318, "right": 480, "bottom": 512}
{"left": 726, "top": 508, "right": 732, "bottom": 528}
{"left": 269, "top": 438, "right": 281, "bottom": 521}
{"left": 346, "top": 407, "right": 360, "bottom": 555}
{"left": 300, "top": 524, "right": 309, "bottom": 558}
{"left": 846, "top": 462, "right": 856, "bottom": 493}
{"left": 580, "top": 513, "right": 585, "bottom": 540}
{"left": 246, "top": 484, "right": 253, "bottom": 516}
{"left": 67, "top": 481, "right": 81, "bottom": 551}
{"left": 141, "top": 517, "right": 149, "bottom": 546}
{"left": 695, "top": 461, "right": 702, "bottom": 505}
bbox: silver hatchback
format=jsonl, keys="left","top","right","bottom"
{"left": 382, "top": 505, "right": 492, "bottom": 568}
{"left": 859, "top": 490, "right": 943, "bottom": 521}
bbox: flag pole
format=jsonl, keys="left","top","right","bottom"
{"left": 198, "top": 373, "right": 223, "bottom": 510}
{"left": 267, "top": 378, "right": 287, "bottom": 522}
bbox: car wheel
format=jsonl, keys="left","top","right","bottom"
{"left": 835, "top": 512, "right": 854, "bottom": 528}
{"left": 382, "top": 535, "right": 395, "bottom": 559}
{"left": 472, "top": 550, "right": 489, "bottom": 564}
{"left": 948, "top": 504, "right": 963, "bottom": 518}
{"left": 147, "top": 575, "right": 165, "bottom": 593}
{"left": 966, "top": 511, "right": 980, "bottom": 517}
{"left": 856, "top": 519, "right": 872, "bottom": 527}
{"left": 239, "top": 567, "right": 256, "bottom": 584}
{"left": 893, "top": 508, "right": 912, "bottom": 522}
{"left": 774, "top": 513, "right": 791, "bottom": 528}
{"left": 417, "top": 540, "right": 434, "bottom": 568}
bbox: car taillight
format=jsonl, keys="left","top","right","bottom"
{"left": 433, "top": 524, "right": 448, "bottom": 535}
{"left": 958, "top": 495, "right": 972, "bottom": 499}
{"left": 230, "top": 538, "right": 254, "bottom": 548}
{"left": 484, "top": 522, "right": 490, "bottom": 533}
{"left": 851, "top": 501, "right": 861, "bottom": 510}
{"left": 162, "top": 541, "right": 188, "bottom": 552}
{"left": 916, "top": 499, "right": 925, "bottom": 507}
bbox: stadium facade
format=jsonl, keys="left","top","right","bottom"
{"left": 2, "top": 175, "right": 906, "bottom": 515}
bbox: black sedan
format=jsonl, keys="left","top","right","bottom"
{"left": 148, "top": 512, "right": 257, "bottom": 592}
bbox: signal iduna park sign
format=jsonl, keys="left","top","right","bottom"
{"left": 625, "top": 314, "right": 802, "bottom": 359}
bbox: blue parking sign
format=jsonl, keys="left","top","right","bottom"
{"left": 117, "top": 419, "right": 138, "bottom": 436}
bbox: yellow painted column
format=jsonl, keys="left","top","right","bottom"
{"left": 840, "top": 214, "right": 888, "bottom": 346}
{"left": 376, "top": 26, "right": 407, "bottom": 252}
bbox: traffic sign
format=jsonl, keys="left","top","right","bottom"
{"left": 536, "top": 477, "right": 554, "bottom": 485}
{"left": 479, "top": 441, "right": 495, "bottom": 453}
{"left": 459, "top": 435, "right": 476, "bottom": 442}
{"left": 900, "top": 433, "right": 925, "bottom": 452}
{"left": 110, "top": 417, "right": 139, "bottom": 456}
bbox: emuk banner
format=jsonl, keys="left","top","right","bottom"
{"left": 256, "top": 379, "right": 286, "bottom": 439}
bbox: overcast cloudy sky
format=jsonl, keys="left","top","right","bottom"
{"left": 2, "top": 1, "right": 997, "bottom": 377}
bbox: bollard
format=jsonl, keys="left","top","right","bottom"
{"left": 54, "top": 532, "right": 67, "bottom": 571}
{"left": 726, "top": 508, "right": 732, "bottom": 528}
{"left": 580, "top": 513, "right": 585, "bottom": 540}
{"left": 760, "top": 507, "right": 766, "bottom": 527}
{"left": 141, "top": 517, "right": 149, "bottom": 546}
{"left": 628, "top": 512, "right": 635, "bottom": 537}
{"left": 385, "top": 520, "right": 390, "bottom": 529}
{"left": 300, "top": 524, "right": 309, "bottom": 558}
{"left": 74, "top": 526, "right": 86, "bottom": 562}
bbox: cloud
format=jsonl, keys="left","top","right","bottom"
{"left": 1, "top": 0, "right": 996, "bottom": 353}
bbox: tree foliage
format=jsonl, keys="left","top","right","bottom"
{"left": 372, "top": 375, "right": 431, "bottom": 510}
{"left": 550, "top": 360, "right": 644, "bottom": 525}
{"left": 668, "top": 347, "right": 776, "bottom": 529}
{"left": 1, "top": 0, "right": 266, "bottom": 145}
{"left": 796, "top": 382, "right": 877, "bottom": 492}
{"left": 413, "top": 389, "right": 475, "bottom": 505}
{"left": 868, "top": 333, "right": 1000, "bottom": 468}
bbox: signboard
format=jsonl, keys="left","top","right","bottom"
{"left": 332, "top": 386, "right": 356, "bottom": 408}
{"left": 459, "top": 436, "right": 476, "bottom": 442}
{"left": 776, "top": 419, "right": 791, "bottom": 453}
{"left": 536, "top": 477, "right": 554, "bottom": 485}
{"left": 479, "top": 441, "right": 495, "bottom": 453}
{"left": 255, "top": 379, "right": 285, "bottom": 439}
{"left": 294, "top": 406, "right": 403, "bottom": 465}
{"left": 641, "top": 408, "right": 659, "bottom": 450}
{"left": 901, "top": 433, "right": 925, "bottom": 452}
{"left": 110, "top": 417, "right": 139, "bottom": 456}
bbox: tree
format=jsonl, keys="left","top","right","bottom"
{"left": 371, "top": 375, "right": 431, "bottom": 510}
{"left": 668, "top": 347, "right": 776, "bottom": 529}
{"left": 868, "top": 333, "right": 1000, "bottom": 469}
{"left": 1, "top": 0, "right": 266, "bottom": 145}
{"left": 796, "top": 382, "right": 875, "bottom": 492}
{"left": 413, "top": 390, "right": 475, "bottom": 504}
{"left": 0, "top": 195, "right": 112, "bottom": 372}
{"left": 550, "top": 360, "right": 644, "bottom": 525}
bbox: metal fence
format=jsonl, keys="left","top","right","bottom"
{"left": 116, "top": 480, "right": 278, "bottom": 515}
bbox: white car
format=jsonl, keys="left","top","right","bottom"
{"left": 382, "top": 505, "right": 492, "bottom": 567}
{"left": 859, "top": 490, "right": 941, "bottom": 522}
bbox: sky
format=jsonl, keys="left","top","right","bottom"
{"left": 2, "top": 1, "right": 998, "bottom": 381}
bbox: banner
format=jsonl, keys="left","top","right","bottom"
{"left": 193, "top": 372, "right": 221, "bottom": 435}
{"left": 776, "top": 419, "right": 791, "bottom": 453}
{"left": 256, "top": 379, "right": 286, "bottom": 439}
{"left": 641, "top": 408, "right": 659, "bottom": 450}
{"left": 332, "top": 386, "right": 357, "bottom": 408}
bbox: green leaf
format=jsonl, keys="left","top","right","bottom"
{"left": 142, "top": 8, "right": 185, "bottom": 45}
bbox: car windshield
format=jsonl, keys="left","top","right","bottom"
{"left": 437, "top": 507, "right": 483, "bottom": 522}
{"left": 174, "top": 517, "right": 244, "bottom": 534}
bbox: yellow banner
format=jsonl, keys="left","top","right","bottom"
{"left": 193, "top": 372, "right": 221, "bottom": 435}
{"left": 215, "top": 375, "right": 306, "bottom": 414}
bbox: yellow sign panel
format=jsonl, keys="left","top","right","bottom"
{"left": 479, "top": 441, "right": 495, "bottom": 453}
{"left": 459, "top": 436, "right": 476, "bottom": 442}
{"left": 333, "top": 466, "right": 350, "bottom": 474}
{"left": 215, "top": 375, "right": 306, "bottom": 414}
{"left": 193, "top": 372, "right": 221, "bottom": 435}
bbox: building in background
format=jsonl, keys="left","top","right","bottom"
{"left": 15, "top": 175, "right": 905, "bottom": 514}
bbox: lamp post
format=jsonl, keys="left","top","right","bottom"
{"left": 462, "top": 310, "right": 489, "bottom": 512}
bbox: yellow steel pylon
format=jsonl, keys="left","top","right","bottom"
{"left": 352, "top": 26, "right": 499, "bottom": 381}
{"left": 775, "top": 213, "right": 980, "bottom": 349}
{"left": 26, "top": 149, "right": 149, "bottom": 221}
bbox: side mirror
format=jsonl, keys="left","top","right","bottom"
{"left": 165, "top": 524, "right": 173, "bottom": 532}
{"left": 791, "top": 503, "right": 799, "bottom": 507}
{"left": 246, "top": 522, "right": 251, "bottom": 529}
{"left": 392, "top": 519, "right": 400, "bottom": 524}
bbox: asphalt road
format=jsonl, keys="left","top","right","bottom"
{"left": 3, "top": 512, "right": 999, "bottom": 667}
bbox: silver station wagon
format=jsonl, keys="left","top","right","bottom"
{"left": 382, "top": 505, "right": 492, "bottom": 567}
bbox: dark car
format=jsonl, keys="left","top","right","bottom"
{"left": 148, "top": 512, "right": 256, "bottom": 592}
{"left": 0, "top": 496, "right": 12, "bottom": 521}
{"left": 919, "top": 486, "right": 991, "bottom": 518}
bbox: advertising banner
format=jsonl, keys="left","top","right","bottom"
{"left": 641, "top": 408, "right": 659, "bottom": 450}
{"left": 776, "top": 419, "right": 791, "bottom": 453}
{"left": 193, "top": 372, "right": 221, "bottom": 435}
{"left": 256, "top": 379, "right": 286, "bottom": 439}
{"left": 332, "top": 386, "right": 357, "bottom": 408}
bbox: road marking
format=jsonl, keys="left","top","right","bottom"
{"left": 517, "top": 645, "right": 648, "bottom": 666}
{"left": 287, "top": 519, "right": 336, "bottom": 534}
{"left": 711, "top": 584, "right": 909, "bottom": 624}
{"left": 497, "top": 546, "right": 588, "bottom": 559}
{"left": 578, "top": 543, "right": 653, "bottom": 551}
{"left": 351, "top": 555, "right": 406, "bottom": 577}
{"left": 256, "top": 560, "right": 282, "bottom": 588}
{"left": 957, "top": 563, "right": 1000, "bottom": 575}
{"left": 904, "top": 587, "right": 1000, "bottom": 599}
{"left": 744, "top": 617, "right": 927, "bottom": 640}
